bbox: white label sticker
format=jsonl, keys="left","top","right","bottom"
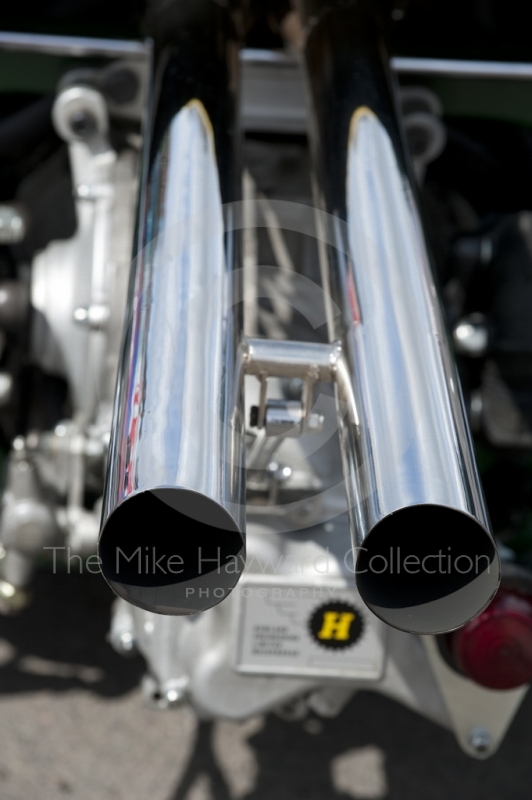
{"left": 234, "top": 582, "right": 385, "bottom": 679}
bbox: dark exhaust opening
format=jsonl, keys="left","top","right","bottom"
{"left": 356, "top": 505, "right": 499, "bottom": 634}
{"left": 99, "top": 488, "right": 245, "bottom": 615}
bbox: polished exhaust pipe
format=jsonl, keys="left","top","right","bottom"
{"left": 98, "top": 2, "right": 245, "bottom": 615}
{"left": 300, "top": 0, "right": 500, "bottom": 633}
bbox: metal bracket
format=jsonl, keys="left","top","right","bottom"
{"left": 422, "top": 635, "right": 529, "bottom": 759}
{"left": 243, "top": 337, "right": 341, "bottom": 436}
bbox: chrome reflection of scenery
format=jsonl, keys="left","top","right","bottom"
{"left": 100, "top": 0, "right": 500, "bottom": 635}
{"left": 99, "top": 5, "right": 245, "bottom": 615}
{"left": 301, "top": 0, "right": 500, "bottom": 633}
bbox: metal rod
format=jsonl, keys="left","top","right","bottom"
{"left": 391, "top": 56, "right": 532, "bottom": 80}
{"left": 240, "top": 48, "right": 532, "bottom": 81}
{"left": 243, "top": 337, "right": 340, "bottom": 382}
{"left": 0, "top": 30, "right": 149, "bottom": 58}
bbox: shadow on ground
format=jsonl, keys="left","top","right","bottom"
{"left": 0, "top": 568, "right": 145, "bottom": 696}
{"left": 0, "top": 568, "right": 531, "bottom": 799}
{"left": 167, "top": 692, "right": 532, "bottom": 800}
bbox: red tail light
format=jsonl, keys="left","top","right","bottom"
{"left": 447, "top": 590, "right": 532, "bottom": 690}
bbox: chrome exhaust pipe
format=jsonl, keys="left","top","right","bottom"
{"left": 300, "top": 1, "right": 500, "bottom": 633}
{"left": 98, "top": 2, "right": 245, "bottom": 615}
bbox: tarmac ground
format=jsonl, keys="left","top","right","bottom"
{"left": 0, "top": 569, "right": 530, "bottom": 800}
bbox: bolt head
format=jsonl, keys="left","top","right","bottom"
{"left": 164, "top": 688, "right": 183, "bottom": 707}
{"left": 0, "top": 580, "right": 30, "bottom": 614}
{"left": 69, "top": 109, "right": 97, "bottom": 138}
{"left": 114, "top": 630, "right": 137, "bottom": 657}
{"left": 468, "top": 727, "right": 492, "bottom": 756}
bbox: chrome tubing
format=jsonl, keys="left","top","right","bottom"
{"left": 301, "top": 1, "right": 500, "bottom": 634}
{"left": 99, "top": 2, "right": 245, "bottom": 615}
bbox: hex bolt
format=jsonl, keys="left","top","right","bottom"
{"left": 468, "top": 727, "right": 492, "bottom": 756}
{"left": 118, "top": 631, "right": 137, "bottom": 656}
{"left": 53, "top": 86, "right": 109, "bottom": 144}
{"left": 142, "top": 675, "right": 187, "bottom": 709}
{"left": 163, "top": 686, "right": 185, "bottom": 708}
{"left": 68, "top": 109, "right": 98, "bottom": 138}
{"left": 0, "top": 579, "right": 30, "bottom": 614}
{"left": 0, "top": 207, "right": 26, "bottom": 245}
{"left": 109, "top": 626, "right": 138, "bottom": 657}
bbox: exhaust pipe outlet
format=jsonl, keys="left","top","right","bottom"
{"left": 301, "top": 1, "right": 500, "bottom": 633}
{"left": 99, "top": 3, "right": 245, "bottom": 615}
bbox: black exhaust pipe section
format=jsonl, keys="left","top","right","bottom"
{"left": 299, "top": 0, "right": 500, "bottom": 633}
{"left": 98, "top": 1, "right": 246, "bottom": 615}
